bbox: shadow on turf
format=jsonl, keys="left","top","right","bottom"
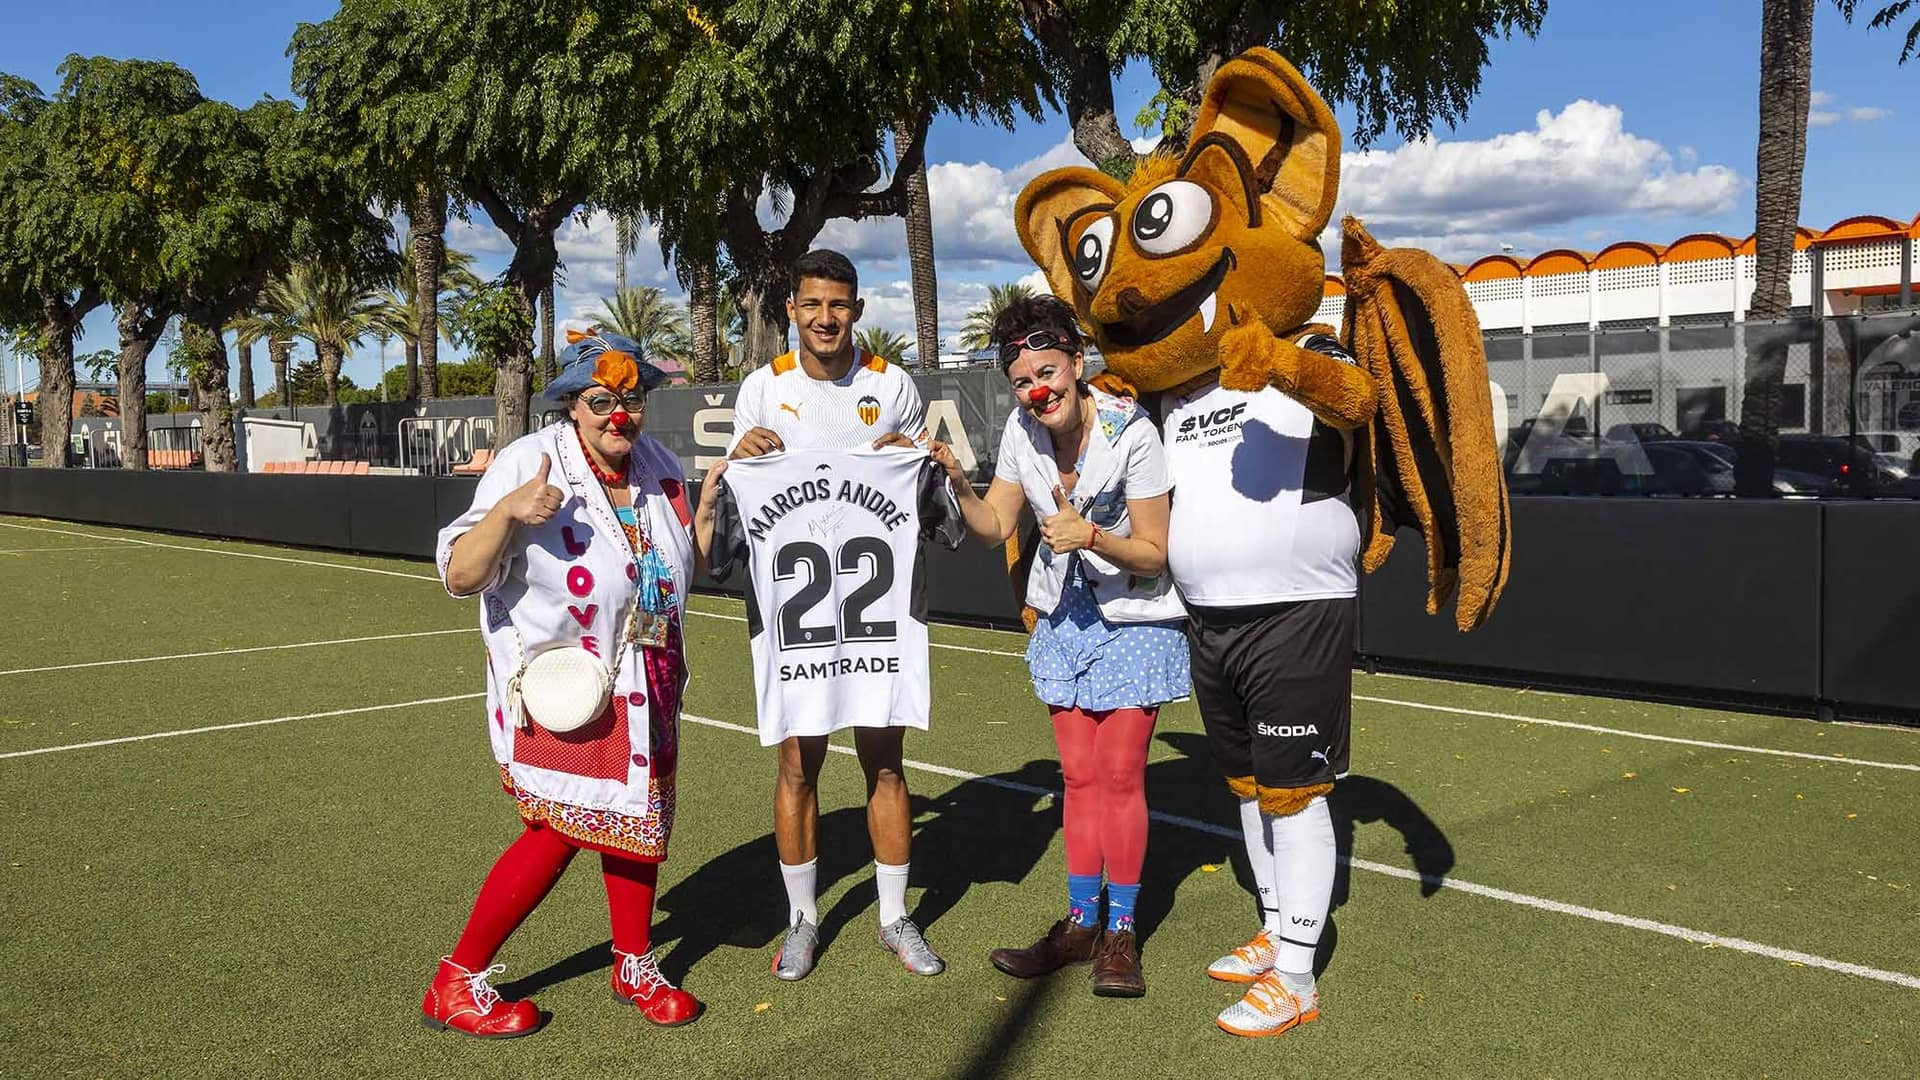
{"left": 496, "top": 741, "right": 1453, "bottom": 1000}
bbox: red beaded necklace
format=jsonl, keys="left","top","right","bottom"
{"left": 575, "top": 426, "right": 629, "bottom": 486}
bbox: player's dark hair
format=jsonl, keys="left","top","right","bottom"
{"left": 992, "top": 294, "right": 1082, "bottom": 363}
{"left": 791, "top": 249, "right": 859, "bottom": 294}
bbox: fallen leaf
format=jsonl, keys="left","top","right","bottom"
{"left": 1671, "top": 787, "right": 1690, "bottom": 794}
{"left": 1622, "top": 772, "right": 1638, "bottom": 780}
{"left": 1200, "top": 864, "right": 1218, "bottom": 873}
{"left": 755, "top": 1002, "right": 772, "bottom": 1013}
{"left": 1846, "top": 813, "right": 1858, "bottom": 820}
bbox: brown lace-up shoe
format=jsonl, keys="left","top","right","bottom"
{"left": 1090, "top": 930, "right": 1145, "bottom": 998}
{"left": 989, "top": 918, "right": 1099, "bottom": 978}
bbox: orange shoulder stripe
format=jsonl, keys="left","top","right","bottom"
{"left": 771, "top": 352, "right": 798, "bottom": 375}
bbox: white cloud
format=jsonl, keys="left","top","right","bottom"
{"left": 1811, "top": 90, "right": 1836, "bottom": 107}
{"left": 1334, "top": 100, "right": 1742, "bottom": 260}
{"left": 1848, "top": 106, "right": 1893, "bottom": 122}
{"left": 1809, "top": 110, "right": 1841, "bottom": 127}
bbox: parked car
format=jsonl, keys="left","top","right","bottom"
{"left": 1680, "top": 419, "right": 1742, "bottom": 444}
{"left": 1605, "top": 422, "right": 1677, "bottom": 444}
{"left": 1775, "top": 435, "right": 1888, "bottom": 493}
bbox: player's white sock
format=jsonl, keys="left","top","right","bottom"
{"left": 779, "top": 858, "right": 819, "bottom": 927}
{"left": 1238, "top": 797, "right": 1282, "bottom": 935}
{"left": 874, "top": 861, "right": 910, "bottom": 926}
{"left": 1270, "top": 794, "right": 1335, "bottom": 979}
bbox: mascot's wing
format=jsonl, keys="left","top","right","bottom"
{"left": 1340, "top": 217, "right": 1512, "bottom": 631}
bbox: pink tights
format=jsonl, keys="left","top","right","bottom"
{"left": 1050, "top": 706, "right": 1157, "bottom": 885}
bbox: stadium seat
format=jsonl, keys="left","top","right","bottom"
{"left": 453, "top": 449, "right": 494, "bottom": 475}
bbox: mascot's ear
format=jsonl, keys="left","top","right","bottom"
{"left": 1187, "top": 47, "right": 1340, "bottom": 242}
{"left": 1015, "top": 167, "right": 1127, "bottom": 301}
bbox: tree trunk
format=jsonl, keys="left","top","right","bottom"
{"left": 1737, "top": 0, "right": 1815, "bottom": 496}
{"left": 236, "top": 337, "right": 256, "bottom": 408}
{"left": 738, "top": 265, "right": 792, "bottom": 373}
{"left": 690, "top": 257, "right": 719, "bottom": 383}
{"left": 270, "top": 337, "right": 291, "bottom": 414}
{"left": 319, "top": 341, "right": 344, "bottom": 407}
{"left": 539, "top": 280, "right": 557, "bottom": 387}
{"left": 115, "top": 303, "right": 168, "bottom": 470}
{"left": 403, "top": 338, "right": 420, "bottom": 400}
{"left": 466, "top": 179, "right": 577, "bottom": 441}
{"left": 410, "top": 183, "right": 447, "bottom": 400}
{"left": 35, "top": 296, "right": 84, "bottom": 469}
{"left": 897, "top": 120, "right": 941, "bottom": 368}
{"left": 1018, "top": 1, "right": 1136, "bottom": 172}
{"left": 494, "top": 289, "right": 535, "bottom": 444}
{"left": 184, "top": 319, "right": 237, "bottom": 472}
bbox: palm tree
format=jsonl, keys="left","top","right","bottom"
{"left": 855, "top": 327, "right": 913, "bottom": 363}
{"left": 1839, "top": 1, "right": 1920, "bottom": 62}
{"left": 958, "top": 282, "right": 1037, "bottom": 351}
{"left": 1737, "top": 0, "right": 1817, "bottom": 494}
{"left": 594, "top": 286, "right": 690, "bottom": 382}
{"left": 230, "top": 309, "right": 297, "bottom": 416}
{"left": 376, "top": 232, "right": 481, "bottom": 399}
{"left": 255, "top": 263, "right": 385, "bottom": 407}
{"left": 614, "top": 211, "right": 643, "bottom": 293}
{"left": 408, "top": 186, "right": 449, "bottom": 399}
{"left": 896, "top": 120, "right": 940, "bottom": 369}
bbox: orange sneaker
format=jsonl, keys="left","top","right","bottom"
{"left": 1205, "top": 930, "right": 1277, "bottom": 983}
{"left": 1215, "top": 971, "right": 1319, "bottom": 1038}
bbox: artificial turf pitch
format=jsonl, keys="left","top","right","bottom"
{"left": 0, "top": 514, "right": 1915, "bottom": 1079}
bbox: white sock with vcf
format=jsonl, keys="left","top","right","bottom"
{"left": 1270, "top": 794, "right": 1335, "bottom": 997}
{"left": 1238, "top": 797, "right": 1282, "bottom": 935}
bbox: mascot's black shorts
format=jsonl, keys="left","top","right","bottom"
{"left": 1185, "top": 597, "right": 1353, "bottom": 791}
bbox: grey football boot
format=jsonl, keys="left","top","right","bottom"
{"left": 773, "top": 914, "right": 820, "bottom": 981}
{"left": 878, "top": 916, "right": 946, "bottom": 975}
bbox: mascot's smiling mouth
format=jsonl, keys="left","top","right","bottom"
{"left": 1100, "top": 248, "right": 1237, "bottom": 348}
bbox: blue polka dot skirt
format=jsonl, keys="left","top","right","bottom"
{"left": 1027, "top": 564, "right": 1191, "bottom": 711}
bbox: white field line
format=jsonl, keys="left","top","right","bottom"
{"left": 6, "top": 520, "right": 1912, "bottom": 773}
{"left": 1, "top": 691, "right": 1912, "bottom": 992}
{"left": 0, "top": 520, "right": 439, "bottom": 581}
{"left": 0, "top": 544, "right": 131, "bottom": 554}
{"left": 1352, "top": 695, "right": 1920, "bottom": 774}
{"left": 0, "top": 628, "right": 477, "bottom": 678}
{"left": 0, "top": 694, "right": 484, "bottom": 759}
{"left": 679, "top": 713, "right": 1920, "bottom": 992}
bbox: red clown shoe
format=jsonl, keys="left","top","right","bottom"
{"left": 420, "top": 957, "right": 544, "bottom": 1039}
{"left": 611, "top": 948, "right": 701, "bottom": 1026}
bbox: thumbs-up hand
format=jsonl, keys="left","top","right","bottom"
{"left": 503, "top": 454, "right": 565, "bottom": 527}
{"left": 1039, "top": 485, "right": 1095, "bottom": 554}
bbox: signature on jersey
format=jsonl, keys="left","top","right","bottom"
{"left": 808, "top": 508, "right": 850, "bottom": 540}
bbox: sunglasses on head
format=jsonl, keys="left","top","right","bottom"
{"left": 998, "top": 329, "right": 1077, "bottom": 369}
{"left": 580, "top": 390, "right": 646, "bottom": 416}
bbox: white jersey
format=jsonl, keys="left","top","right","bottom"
{"left": 713, "top": 447, "right": 962, "bottom": 745}
{"left": 727, "top": 349, "right": 927, "bottom": 452}
{"left": 1160, "top": 334, "right": 1362, "bottom": 607}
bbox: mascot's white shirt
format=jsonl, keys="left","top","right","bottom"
{"left": 1160, "top": 369, "right": 1361, "bottom": 607}
{"left": 436, "top": 423, "right": 693, "bottom": 815}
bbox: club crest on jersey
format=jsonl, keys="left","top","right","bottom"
{"left": 856, "top": 395, "right": 881, "bottom": 425}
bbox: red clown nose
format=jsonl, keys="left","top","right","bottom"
{"left": 1026, "top": 386, "right": 1052, "bottom": 405}
{"left": 609, "top": 410, "right": 633, "bottom": 430}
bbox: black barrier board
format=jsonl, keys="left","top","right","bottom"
{"left": 1820, "top": 502, "right": 1920, "bottom": 716}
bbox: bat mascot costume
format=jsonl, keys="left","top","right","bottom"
{"left": 1014, "top": 48, "right": 1511, "bottom": 1038}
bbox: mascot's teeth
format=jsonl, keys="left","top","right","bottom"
{"left": 1198, "top": 291, "right": 1218, "bottom": 333}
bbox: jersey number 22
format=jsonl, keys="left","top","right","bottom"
{"left": 773, "top": 538, "right": 897, "bottom": 649}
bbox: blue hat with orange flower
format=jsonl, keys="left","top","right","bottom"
{"left": 542, "top": 328, "right": 668, "bottom": 401}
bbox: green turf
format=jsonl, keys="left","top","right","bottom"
{"left": 1, "top": 514, "right": 1915, "bottom": 1079}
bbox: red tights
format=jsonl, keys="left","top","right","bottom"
{"left": 449, "top": 823, "right": 660, "bottom": 968}
{"left": 1050, "top": 706, "right": 1157, "bottom": 886}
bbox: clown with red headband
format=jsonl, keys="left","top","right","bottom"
{"left": 427, "top": 328, "right": 728, "bottom": 1037}
{"left": 930, "top": 293, "right": 1189, "bottom": 998}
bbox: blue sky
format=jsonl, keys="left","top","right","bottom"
{"left": 2, "top": 0, "right": 1914, "bottom": 391}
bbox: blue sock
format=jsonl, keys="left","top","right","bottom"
{"left": 1067, "top": 874, "right": 1103, "bottom": 928}
{"left": 1106, "top": 883, "right": 1140, "bottom": 933}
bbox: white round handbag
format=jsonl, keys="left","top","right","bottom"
{"left": 505, "top": 598, "right": 641, "bottom": 735}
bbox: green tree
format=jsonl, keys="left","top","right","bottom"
{"left": 1018, "top": 1, "right": 1546, "bottom": 175}
{"left": 594, "top": 286, "right": 689, "bottom": 375}
{"left": 1839, "top": 0, "right": 1920, "bottom": 61}
{"left": 229, "top": 308, "right": 297, "bottom": 417}
{"left": 958, "top": 282, "right": 1036, "bottom": 351}
{"left": 0, "top": 73, "right": 106, "bottom": 467}
{"left": 255, "top": 263, "right": 387, "bottom": 408}
{"left": 293, "top": 1, "right": 676, "bottom": 442}
{"left": 374, "top": 229, "right": 480, "bottom": 399}
{"left": 854, "top": 327, "right": 913, "bottom": 363}
{"left": 645, "top": 1, "right": 1048, "bottom": 370}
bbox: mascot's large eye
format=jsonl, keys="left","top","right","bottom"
{"left": 1070, "top": 216, "right": 1116, "bottom": 292}
{"left": 1131, "top": 181, "right": 1214, "bottom": 256}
